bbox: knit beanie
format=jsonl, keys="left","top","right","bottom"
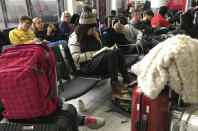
{"left": 79, "top": 6, "right": 97, "bottom": 25}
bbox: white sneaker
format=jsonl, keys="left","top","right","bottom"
{"left": 84, "top": 116, "right": 105, "bottom": 129}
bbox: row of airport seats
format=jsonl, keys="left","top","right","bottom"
{"left": 0, "top": 26, "right": 141, "bottom": 128}
{"left": 0, "top": 26, "right": 102, "bottom": 102}
{"left": 56, "top": 43, "right": 141, "bottom": 101}
{"left": 0, "top": 25, "right": 142, "bottom": 101}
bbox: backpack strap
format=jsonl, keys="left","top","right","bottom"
{"left": 37, "top": 44, "right": 57, "bottom": 100}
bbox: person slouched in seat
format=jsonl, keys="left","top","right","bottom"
{"left": 100, "top": 22, "right": 141, "bottom": 54}
{"left": 68, "top": 6, "right": 134, "bottom": 95}
{"left": 9, "top": 15, "right": 37, "bottom": 44}
{"left": 32, "top": 17, "right": 66, "bottom": 47}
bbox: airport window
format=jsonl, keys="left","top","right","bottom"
{"left": 0, "top": 5, "right": 3, "bottom": 23}
{"left": 31, "top": 0, "right": 58, "bottom": 23}
{"left": 0, "top": 3, "right": 3, "bottom": 29}
{"left": 5, "top": 0, "right": 27, "bottom": 23}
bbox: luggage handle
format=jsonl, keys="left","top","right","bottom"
{"left": 138, "top": 92, "right": 147, "bottom": 131}
{"left": 137, "top": 92, "right": 144, "bottom": 131}
{"left": 141, "top": 114, "right": 147, "bottom": 131}
{"left": 184, "top": 106, "right": 198, "bottom": 131}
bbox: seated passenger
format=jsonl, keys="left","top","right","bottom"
{"left": 139, "top": 10, "right": 160, "bottom": 35}
{"left": 9, "top": 15, "right": 37, "bottom": 44}
{"left": 58, "top": 11, "right": 75, "bottom": 40}
{"left": 128, "top": 8, "right": 143, "bottom": 29}
{"left": 100, "top": 22, "right": 140, "bottom": 54}
{"left": 68, "top": 6, "right": 134, "bottom": 95}
{"left": 105, "top": 10, "right": 117, "bottom": 27}
{"left": 32, "top": 17, "right": 66, "bottom": 47}
{"left": 113, "top": 22, "right": 141, "bottom": 53}
{"left": 151, "top": 6, "right": 169, "bottom": 28}
{"left": 125, "top": 21, "right": 143, "bottom": 44}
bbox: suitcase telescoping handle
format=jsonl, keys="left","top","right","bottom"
{"left": 141, "top": 114, "right": 147, "bottom": 131}
{"left": 135, "top": 92, "right": 147, "bottom": 131}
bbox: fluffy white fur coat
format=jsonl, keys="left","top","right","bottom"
{"left": 132, "top": 35, "right": 198, "bottom": 103}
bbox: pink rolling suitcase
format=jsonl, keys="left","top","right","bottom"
{"left": 131, "top": 86, "right": 169, "bottom": 131}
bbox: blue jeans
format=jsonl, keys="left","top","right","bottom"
{"left": 47, "top": 40, "right": 67, "bottom": 47}
{"left": 77, "top": 112, "right": 84, "bottom": 125}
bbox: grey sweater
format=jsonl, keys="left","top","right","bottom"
{"left": 124, "top": 22, "right": 143, "bottom": 43}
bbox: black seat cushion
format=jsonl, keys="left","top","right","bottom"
{"left": 51, "top": 46, "right": 70, "bottom": 80}
{"left": 62, "top": 44, "right": 78, "bottom": 75}
{"left": 1, "top": 28, "right": 16, "bottom": 45}
{"left": 125, "top": 54, "right": 139, "bottom": 67}
{"left": 59, "top": 77, "right": 99, "bottom": 101}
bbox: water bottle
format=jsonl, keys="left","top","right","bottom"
{"left": 78, "top": 100, "right": 85, "bottom": 112}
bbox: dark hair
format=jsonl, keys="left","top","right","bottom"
{"left": 19, "top": 15, "right": 32, "bottom": 23}
{"left": 70, "top": 14, "right": 80, "bottom": 24}
{"left": 75, "top": 24, "right": 100, "bottom": 52}
{"left": 145, "top": 10, "right": 154, "bottom": 16}
{"left": 111, "top": 10, "right": 116, "bottom": 15}
{"left": 159, "top": 6, "right": 168, "bottom": 16}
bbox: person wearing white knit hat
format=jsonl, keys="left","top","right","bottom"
{"left": 68, "top": 6, "right": 135, "bottom": 96}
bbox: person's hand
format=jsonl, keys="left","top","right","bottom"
{"left": 47, "top": 26, "right": 53, "bottom": 36}
{"left": 176, "top": 10, "right": 182, "bottom": 14}
{"left": 49, "top": 23, "right": 56, "bottom": 30}
{"left": 99, "top": 24, "right": 106, "bottom": 27}
{"left": 143, "top": 16, "right": 148, "bottom": 21}
{"left": 92, "top": 30, "right": 100, "bottom": 40}
{"left": 194, "top": 6, "right": 198, "bottom": 10}
{"left": 42, "top": 39, "right": 50, "bottom": 43}
{"left": 34, "top": 38, "right": 42, "bottom": 42}
{"left": 152, "top": 23, "right": 160, "bottom": 29}
{"left": 92, "top": 50, "right": 98, "bottom": 54}
{"left": 136, "top": 40, "right": 142, "bottom": 44}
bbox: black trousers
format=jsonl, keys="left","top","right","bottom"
{"left": 81, "top": 48, "right": 128, "bottom": 81}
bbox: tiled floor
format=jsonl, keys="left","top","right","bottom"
{"left": 66, "top": 79, "right": 131, "bottom": 131}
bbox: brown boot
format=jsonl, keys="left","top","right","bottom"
{"left": 123, "top": 73, "right": 136, "bottom": 84}
{"left": 111, "top": 81, "right": 129, "bottom": 94}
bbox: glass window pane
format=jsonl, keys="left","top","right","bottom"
{"left": 0, "top": 3, "right": 3, "bottom": 29}
{"left": 5, "top": 0, "right": 27, "bottom": 23}
{"left": 76, "top": 0, "right": 93, "bottom": 14}
{"left": 0, "top": 4, "right": 3, "bottom": 23}
{"left": 31, "top": 0, "right": 58, "bottom": 23}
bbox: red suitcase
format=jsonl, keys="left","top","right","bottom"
{"left": 131, "top": 86, "right": 169, "bottom": 131}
